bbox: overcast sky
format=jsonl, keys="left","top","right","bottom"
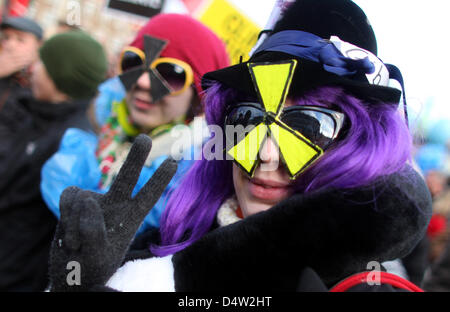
{"left": 229, "top": 0, "right": 450, "bottom": 122}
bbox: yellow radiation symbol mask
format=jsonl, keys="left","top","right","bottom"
{"left": 226, "top": 60, "right": 324, "bottom": 179}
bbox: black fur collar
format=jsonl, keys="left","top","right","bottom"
{"left": 173, "top": 164, "right": 432, "bottom": 291}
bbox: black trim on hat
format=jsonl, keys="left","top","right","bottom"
{"left": 202, "top": 51, "right": 401, "bottom": 105}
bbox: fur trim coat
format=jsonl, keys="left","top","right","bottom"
{"left": 104, "top": 164, "right": 432, "bottom": 292}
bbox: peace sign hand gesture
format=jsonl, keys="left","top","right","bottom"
{"left": 49, "top": 134, "right": 178, "bottom": 291}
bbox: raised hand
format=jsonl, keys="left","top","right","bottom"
{"left": 0, "top": 48, "right": 37, "bottom": 77}
{"left": 49, "top": 134, "right": 178, "bottom": 291}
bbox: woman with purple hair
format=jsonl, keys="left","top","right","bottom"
{"left": 47, "top": 0, "right": 432, "bottom": 292}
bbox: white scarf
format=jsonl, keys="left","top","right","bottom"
{"left": 216, "top": 196, "right": 242, "bottom": 227}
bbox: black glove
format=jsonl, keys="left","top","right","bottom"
{"left": 48, "top": 134, "right": 178, "bottom": 291}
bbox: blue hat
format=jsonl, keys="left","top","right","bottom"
{"left": 1, "top": 16, "right": 43, "bottom": 40}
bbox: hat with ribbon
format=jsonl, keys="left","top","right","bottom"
{"left": 202, "top": 0, "right": 405, "bottom": 107}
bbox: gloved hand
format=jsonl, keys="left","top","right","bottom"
{"left": 48, "top": 134, "right": 178, "bottom": 291}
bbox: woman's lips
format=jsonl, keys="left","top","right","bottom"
{"left": 133, "top": 97, "right": 156, "bottom": 111}
{"left": 248, "top": 177, "right": 292, "bottom": 202}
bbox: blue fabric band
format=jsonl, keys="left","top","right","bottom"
{"left": 253, "top": 30, "right": 376, "bottom": 77}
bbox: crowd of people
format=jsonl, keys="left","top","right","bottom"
{"left": 0, "top": 0, "right": 448, "bottom": 293}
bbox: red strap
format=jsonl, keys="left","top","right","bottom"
{"left": 330, "top": 271, "right": 424, "bottom": 292}
{"left": 236, "top": 206, "right": 244, "bottom": 219}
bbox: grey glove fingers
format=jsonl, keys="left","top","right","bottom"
{"left": 78, "top": 195, "right": 108, "bottom": 253}
{"left": 107, "top": 134, "right": 153, "bottom": 200}
{"left": 59, "top": 186, "right": 80, "bottom": 215}
{"left": 133, "top": 157, "right": 178, "bottom": 211}
{"left": 59, "top": 186, "right": 82, "bottom": 250}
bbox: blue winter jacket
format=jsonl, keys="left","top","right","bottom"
{"left": 40, "top": 77, "right": 201, "bottom": 234}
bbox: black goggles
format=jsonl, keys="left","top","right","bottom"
{"left": 224, "top": 102, "right": 346, "bottom": 149}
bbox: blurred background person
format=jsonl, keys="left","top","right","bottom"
{"left": 420, "top": 170, "right": 450, "bottom": 291}
{"left": 414, "top": 117, "right": 450, "bottom": 291}
{"left": 0, "top": 16, "right": 42, "bottom": 111}
{"left": 40, "top": 13, "right": 230, "bottom": 237}
{"left": 0, "top": 30, "right": 108, "bottom": 291}
{"left": 388, "top": 116, "right": 450, "bottom": 288}
{"left": 415, "top": 118, "right": 450, "bottom": 262}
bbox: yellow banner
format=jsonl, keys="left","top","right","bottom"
{"left": 196, "top": 0, "right": 261, "bottom": 65}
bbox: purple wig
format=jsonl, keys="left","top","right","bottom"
{"left": 151, "top": 83, "right": 412, "bottom": 256}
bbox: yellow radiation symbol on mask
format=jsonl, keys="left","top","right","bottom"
{"left": 226, "top": 60, "right": 324, "bottom": 179}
